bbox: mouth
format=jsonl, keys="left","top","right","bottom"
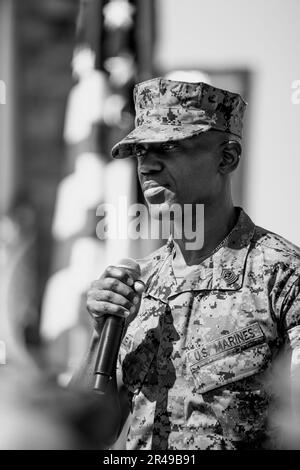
{"left": 142, "top": 180, "right": 168, "bottom": 203}
{"left": 142, "top": 180, "right": 164, "bottom": 190}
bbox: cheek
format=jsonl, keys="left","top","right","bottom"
{"left": 181, "top": 166, "right": 217, "bottom": 200}
{"left": 193, "top": 159, "right": 217, "bottom": 183}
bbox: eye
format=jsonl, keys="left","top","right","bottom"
{"left": 134, "top": 146, "right": 147, "bottom": 157}
{"left": 160, "top": 142, "right": 181, "bottom": 152}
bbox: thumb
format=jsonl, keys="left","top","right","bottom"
{"left": 124, "top": 280, "right": 145, "bottom": 327}
{"left": 133, "top": 280, "right": 145, "bottom": 296}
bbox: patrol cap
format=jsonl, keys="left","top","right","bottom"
{"left": 111, "top": 77, "right": 247, "bottom": 159}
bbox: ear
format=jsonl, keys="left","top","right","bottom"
{"left": 218, "top": 141, "right": 242, "bottom": 174}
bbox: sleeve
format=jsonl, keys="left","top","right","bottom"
{"left": 280, "top": 275, "right": 300, "bottom": 375}
{"left": 278, "top": 276, "right": 300, "bottom": 447}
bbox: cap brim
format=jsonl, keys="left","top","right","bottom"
{"left": 111, "top": 123, "right": 212, "bottom": 159}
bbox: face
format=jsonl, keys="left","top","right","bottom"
{"left": 135, "top": 131, "right": 226, "bottom": 214}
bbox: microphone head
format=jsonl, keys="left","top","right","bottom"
{"left": 117, "top": 258, "right": 141, "bottom": 279}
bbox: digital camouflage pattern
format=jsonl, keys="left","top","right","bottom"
{"left": 112, "top": 77, "right": 247, "bottom": 158}
{"left": 118, "top": 209, "right": 300, "bottom": 450}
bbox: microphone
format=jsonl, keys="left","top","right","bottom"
{"left": 93, "top": 258, "right": 142, "bottom": 394}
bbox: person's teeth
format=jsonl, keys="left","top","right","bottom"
{"left": 144, "top": 186, "right": 165, "bottom": 197}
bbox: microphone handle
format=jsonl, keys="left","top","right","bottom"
{"left": 94, "top": 315, "right": 125, "bottom": 394}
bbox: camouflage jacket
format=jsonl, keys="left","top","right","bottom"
{"left": 118, "top": 209, "right": 300, "bottom": 450}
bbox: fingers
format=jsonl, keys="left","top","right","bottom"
{"left": 102, "top": 266, "right": 134, "bottom": 287}
{"left": 87, "top": 299, "right": 131, "bottom": 320}
{"left": 91, "top": 278, "right": 136, "bottom": 302}
{"left": 87, "top": 265, "right": 146, "bottom": 326}
{"left": 88, "top": 289, "right": 134, "bottom": 311}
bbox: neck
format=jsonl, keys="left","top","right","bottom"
{"left": 172, "top": 195, "right": 237, "bottom": 265}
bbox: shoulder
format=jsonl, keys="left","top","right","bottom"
{"left": 237, "top": 220, "right": 300, "bottom": 319}
{"left": 251, "top": 225, "right": 300, "bottom": 271}
{"left": 250, "top": 227, "right": 300, "bottom": 309}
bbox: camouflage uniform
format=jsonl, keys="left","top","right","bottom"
{"left": 118, "top": 209, "right": 300, "bottom": 450}
{"left": 110, "top": 78, "right": 300, "bottom": 449}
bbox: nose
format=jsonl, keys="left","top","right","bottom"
{"left": 138, "top": 150, "right": 163, "bottom": 175}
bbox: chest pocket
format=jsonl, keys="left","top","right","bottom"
{"left": 187, "top": 322, "right": 272, "bottom": 394}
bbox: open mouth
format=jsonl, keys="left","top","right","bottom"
{"left": 144, "top": 186, "right": 166, "bottom": 204}
{"left": 143, "top": 186, "right": 165, "bottom": 198}
{"left": 142, "top": 180, "right": 171, "bottom": 204}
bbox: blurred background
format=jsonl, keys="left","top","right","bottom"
{"left": 0, "top": 0, "right": 300, "bottom": 449}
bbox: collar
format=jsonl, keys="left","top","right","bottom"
{"left": 144, "top": 208, "right": 256, "bottom": 303}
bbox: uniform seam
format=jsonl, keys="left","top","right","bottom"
{"left": 279, "top": 274, "right": 300, "bottom": 330}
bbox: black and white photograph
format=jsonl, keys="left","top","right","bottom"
{"left": 0, "top": 0, "right": 300, "bottom": 455}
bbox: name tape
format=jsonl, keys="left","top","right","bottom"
{"left": 188, "top": 322, "right": 264, "bottom": 368}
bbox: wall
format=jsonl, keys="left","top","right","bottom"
{"left": 0, "top": 0, "right": 16, "bottom": 215}
{"left": 155, "top": 0, "right": 300, "bottom": 245}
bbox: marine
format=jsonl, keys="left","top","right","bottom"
{"left": 75, "top": 77, "right": 300, "bottom": 450}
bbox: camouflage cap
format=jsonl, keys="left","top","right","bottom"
{"left": 112, "top": 77, "right": 247, "bottom": 159}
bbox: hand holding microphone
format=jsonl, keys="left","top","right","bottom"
{"left": 86, "top": 259, "right": 145, "bottom": 394}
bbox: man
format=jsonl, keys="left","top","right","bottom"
{"left": 79, "top": 78, "right": 300, "bottom": 449}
